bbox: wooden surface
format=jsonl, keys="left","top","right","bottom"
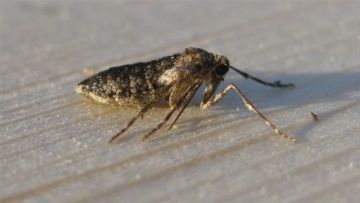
{"left": 1, "top": 1, "right": 360, "bottom": 202}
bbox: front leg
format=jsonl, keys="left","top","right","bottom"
{"left": 200, "top": 83, "right": 297, "bottom": 143}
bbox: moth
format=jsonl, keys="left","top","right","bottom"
{"left": 76, "top": 47, "right": 296, "bottom": 143}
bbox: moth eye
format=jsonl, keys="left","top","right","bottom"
{"left": 215, "top": 65, "right": 229, "bottom": 76}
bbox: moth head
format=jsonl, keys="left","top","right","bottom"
{"left": 200, "top": 55, "right": 230, "bottom": 105}
{"left": 213, "top": 55, "right": 230, "bottom": 80}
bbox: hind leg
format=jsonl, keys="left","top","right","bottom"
{"left": 109, "top": 102, "right": 154, "bottom": 143}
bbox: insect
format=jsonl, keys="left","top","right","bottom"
{"left": 311, "top": 112, "right": 319, "bottom": 121}
{"left": 76, "top": 47, "right": 297, "bottom": 143}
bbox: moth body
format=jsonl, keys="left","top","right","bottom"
{"left": 75, "top": 47, "right": 296, "bottom": 143}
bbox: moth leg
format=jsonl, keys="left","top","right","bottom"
{"left": 168, "top": 84, "right": 186, "bottom": 109}
{"left": 167, "top": 83, "right": 202, "bottom": 130}
{"left": 142, "top": 82, "right": 200, "bottom": 141}
{"left": 109, "top": 102, "right": 154, "bottom": 143}
{"left": 142, "top": 106, "right": 178, "bottom": 141}
{"left": 200, "top": 83, "right": 297, "bottom": 143}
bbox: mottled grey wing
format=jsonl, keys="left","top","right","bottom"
{"left": 76, "top": 55, "right": 179, "bottom": 106}
{"left": 76, "top": 63, "right": 148, "bottom": 105}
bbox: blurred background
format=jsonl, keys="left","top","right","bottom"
{"left": 1, "top": 1, "right": 359, "bottom": 202}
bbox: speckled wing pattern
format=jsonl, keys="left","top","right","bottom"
{"left": 76, "top": 54, "right": 181, "bottom": 106}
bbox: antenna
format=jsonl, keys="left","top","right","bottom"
{"left": 230, "top": 66, "right": 295, "bottom": 88}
